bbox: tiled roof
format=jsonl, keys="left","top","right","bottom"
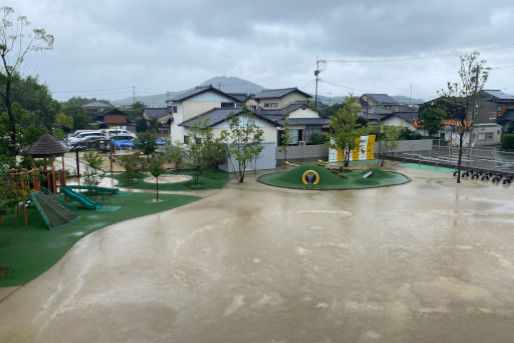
{"left": 82, "top": 101, "right": 111, "bottom": 108}
{"left": 482, "top": 89, "right": 514, "bottom": 101}
{"left": 251, "top": 88, "right": 311, "bottom": 99}
{"left": 227, "top": 93, "right": 249, "bottom": 103}
{"left": 95, "top": 108, "right": 128, "bottom": 119}
{"left": 179, "top": 108, "right": 244, "bottom": 128}
{"left": 364, "top": 94, "right": 398, "bottom": 105}
{"left": 144, "top": 107, "right": 169, "bottom": 119}
{"left": 171, "top": 85, "right": 241, "bottom": 102}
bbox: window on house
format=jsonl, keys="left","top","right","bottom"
{"left": 183, "top": 135, "right": 189, "bottom": 144}
{"left": 485, "top": 133, "right": 493, "bottom": 140}
{"left": 172, "top": 106, "right": 177, "bottom": 113}
{"left": 264, "top": 102, "right": 278, "bottom": 108}
{"left": 195, "top": 137, "right": 202, "bottom": 144}
{"left": 221, "top": 102, "right": 235, "bottom": 108}
{"left": 290, "top": 129, "right": 300, "bottom": 145}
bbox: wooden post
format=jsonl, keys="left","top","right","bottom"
{"left": 51, "top": 158, "right": 56, "bottom": 194}
{"left": 23, "top": 199, "right": 28, "bottom": 226}
{"left": 44, "top": 158, "right": 49, "bottom": 190}
{"left": 62, "top": 155, "right": 67, "bottom": 187}
{"left": 75, "top": 150, "right": 80, "bottom": 177}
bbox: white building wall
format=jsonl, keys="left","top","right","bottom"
{"left": 288, "top": 108, "right": 320, "bottom": 119}
{"left": 382, "top": 116, "right": 415, "bottom": 130}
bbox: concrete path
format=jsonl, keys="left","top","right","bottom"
{"left": 1, "top": 168, "right": 514, "bottom": 342}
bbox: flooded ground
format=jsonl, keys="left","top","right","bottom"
{"left": 1, "top": 167, "right": 514, "bottom": 342}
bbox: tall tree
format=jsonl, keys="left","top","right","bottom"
{"left": 224, "top": 109, "right": 264, "bottom": 183}
{"left": 324, "top": 96, "right": 368, "bottom": 167}
{"left": 419, "top": 107, "right": 445, "bottom": 137}
{"left": 439, "top": 51, "right": 489, "bottom": 183}
{"left": 147, "top": 155, "right": 165, "bottom": 202}
{"left": 0, "top": 6, "right": 54, "bottom": 156}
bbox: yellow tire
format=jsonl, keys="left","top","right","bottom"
{"left": 302, "top": 170, "right": 320, "bottom": 185}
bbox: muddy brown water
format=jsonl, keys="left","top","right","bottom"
{"left": 1, "top": 167, "right": 513, "bottom": 342}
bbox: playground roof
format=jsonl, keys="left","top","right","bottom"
{"left": 26, "top": 134, "right": 68, "bottom": 158}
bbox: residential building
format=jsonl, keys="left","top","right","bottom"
{"left": 169, "top": 85, "right": 329, "bottom": 169}
{"left": 82, "top": 101, "right": 112, "bottom": 116}
{"left": 92, "top": 108, "right": 128, "bottom": 129}
{"left": 142, "top": 107, "right": 172, "bottom": 138}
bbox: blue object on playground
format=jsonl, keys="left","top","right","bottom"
{"left": 111, "top": 139, "right": 135, "bottom": 148}
{"left": 156, "top": 139, "right": 168, "bottom": 146}
{"left": 61, "top": 187, "right": 101, "bottom": 210}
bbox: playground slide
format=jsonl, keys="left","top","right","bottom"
{"left": 30, "top": 192, "right": 78, "bottom": 230}
{"left": 65, "top": 185, "right": 119, "bottom": 194}
{"left": 61, "top": 187, "right": 101, "bottom": 210}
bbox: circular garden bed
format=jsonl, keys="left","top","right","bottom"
{"left": 258, "top": 164, "right": 409, "bottom": 190}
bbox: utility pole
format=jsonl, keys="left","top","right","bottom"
{"left": 132, "top": 86, "right": 136, "bottom": 104}
{"left": 469, "top": 66, "right": 480, "bottom": 161}
{"left": 314, "top": 57, "right": 326, "bottom": 110}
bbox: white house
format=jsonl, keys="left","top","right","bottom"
{"left": 168, "top": 85, "right": 330, "bottom": 169}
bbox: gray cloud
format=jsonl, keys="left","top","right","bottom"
{"left": 8, "top": 0, "right": 514, "bottom": 101}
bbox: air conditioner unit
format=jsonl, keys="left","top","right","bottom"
{"left": 299, "top": 141, "right": 307, "bottom": 146}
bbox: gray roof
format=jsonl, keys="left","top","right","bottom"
{"left": 144, "top": 107, "right": 169, "bottom": 119}
{"left": 82, "top": 101, "right": 111, "bottom": 108}
{"left": 171, "top": 85, "right": 241, "bottom": 102}
{"left": 384, "top": 111, "right": 418, "bottom": 123}
{"left": 252, "top": 87, "right": 311, "bottom": 99}
{"left": 227, "top": 93, "right": 248, "bottom": 103}
{"left": 482, "top": 89, "right": 514, "bottom": 102}
{"left": 283, "top": 118, "right": 331, "bottom": 126}
{"left": 179, "top": 108, "right": 244, "bottom": 128}
{"left": 256, "top": 103, "right": 329, "bottom": 126}
{"left": 364, "top": 94, "right": 398, "bottom": 105}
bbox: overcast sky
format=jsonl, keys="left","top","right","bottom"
{"left": 9, "top": 0, "right": 514, "bottom": 102}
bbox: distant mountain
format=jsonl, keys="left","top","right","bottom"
{"left": 112, "top": 76, "right": 265, "bottom": 107}
{"left": 392, "top": 95, "right": 425, "bottom": 105}
{"left": 200, "top": 76, "right": 264, "bottom": 94}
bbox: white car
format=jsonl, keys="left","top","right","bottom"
{"left": 68, "top": 130, "right": 104, "bottom": 145}
{"left": 103, "top": 129, "right": 136, "bottom": 139}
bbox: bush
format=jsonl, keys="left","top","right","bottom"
{"left": 501, "top": 134, "right": 514, "bottom": 149}
{"left": 398, "top": 127, "right": 423, "bottom": 140}
{"left": 309, "top": 132, "right": 328, "bottom": 145}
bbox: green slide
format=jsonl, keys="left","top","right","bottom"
{"left": 61, "top": 187, "right": 101, "bottom": 210}
{"left": 65, "top": 185, "right": 119, "bottom": 194}
{"left": 30, "top": 192, "right": 78, "bottom": 230}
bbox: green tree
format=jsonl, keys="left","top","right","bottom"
{"left": 135, "top": 131, "right": 158, "bottom": 162}
{"left": 397, "top": 127, "right": 423, "bottom": 140}
{"left": 120, "top": 153, "right": 142, "bottom": 185}
{"left": 53, "top": 113, "right": 74, "bottom": 138}
{"left": 0, "top": 158, "right": 24, "bottom": 225}
{"left": 64, "top": 97, "right": 111, "bottom": 107}
{"left": 279, "top": 112, "right": 292, "bottom": 165}
{"left": 377, "top": 124, "right": 400, "bottom": 167}
{"left": 164, "top": 142, "right": 186, "bottom": 170}
{"left": 147, "top": 155, "right": 165, "bottom": 202}
{"left": 439, "top": 51, "right": 489, "bottom": 183}
{"left": 82, "top": 150, "right": 104, "bottom": 187}
{"left": 61, "top": 105, "right": 92, "bottom": 131}
{"left": 125, "top": 101, "right": 145, "bottom": 122}
{"left": 186, "top": 118, "right": 211, "bottom": 184}
{"left": 324, "top": 96, "right": 368, "bottom": 167}
{"left": 224, "top": 109, "right": 265, "bottom": 183}
{"left": 419, "top": 107, "right": 445, "bottom": 136}
{"left": 0, "top": 6, "right": 54, "bottom": 156}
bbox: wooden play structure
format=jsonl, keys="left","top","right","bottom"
{"left": 0, "top": 134, "right": 78, "bottom": 229}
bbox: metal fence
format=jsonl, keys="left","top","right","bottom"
{"left": 384, "top": 139, "right": 514, "bottom": 175}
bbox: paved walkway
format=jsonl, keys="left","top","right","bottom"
{"left": 1, "top": 168, "right": 514, "bottom": 342}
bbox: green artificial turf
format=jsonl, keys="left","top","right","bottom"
{"left": 258, "top": 164, "right": 409, "bottom": 190}
{"left": 110, "top": 169, "right": 230, "bottom": 191}
{"left": 0, "top": 192, "right": 200, "bottom": 287}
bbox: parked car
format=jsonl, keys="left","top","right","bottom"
{"left": 67, "top": 130, "right": 104, "bottom": 145}
{"left": 69, "top": 134, "right": 105, "bottom": 149}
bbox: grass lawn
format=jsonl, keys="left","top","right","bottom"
{"left": 259, "top": 164, "right": 409, "bottom": 190}
{"left": 110, "top": 169, "right": 230, "bottom": 191}
{"left": 0, "top": 192, "right": 200, "bottom": 287}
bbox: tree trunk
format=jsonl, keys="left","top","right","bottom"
{"left": 156, "top": 177, "right": 159, "bottom": 202}
{"left": 456, "top": 129, "right": 464, "bottom": 184}
{"left": 5, "top": 77, "right": 17, "bottom": 157}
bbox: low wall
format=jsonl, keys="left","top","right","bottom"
{"left": 376, "top": 139, "right": 433, "bottom": 153}
{"left": 276, "top": 144, "right": 328, "bottom": 162}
